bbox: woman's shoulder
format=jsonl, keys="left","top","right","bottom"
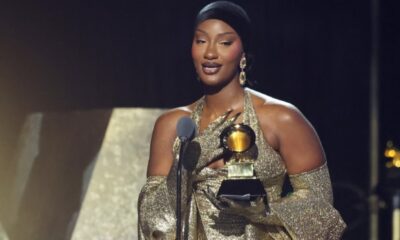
{"left": 246, "top": 88, "right": 303, "bottom": 126}
{"left": 154, "top": 101, "right": 199, "bottom": 128}
{"left": 246, "top": 89, "right": 321, "bottom": 164}
{"left": 147, "top": 101, "right": 200, "bottom": 177}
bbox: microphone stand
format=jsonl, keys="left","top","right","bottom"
{"left": 176, "top": 138, "right": 188, "bottom": 240}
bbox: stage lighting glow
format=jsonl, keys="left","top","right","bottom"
{"left": 394, "top": 157, "right": 400, "bottom": 168}
{"left": 385, "top": 149, "right": 397, "bottom": 158}
{"left": 384, "top": 141, "right": 400, "bottom": 169}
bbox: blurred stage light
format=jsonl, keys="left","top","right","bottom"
{"left": 385, "top": 141, "right": 400, "bottom": 169}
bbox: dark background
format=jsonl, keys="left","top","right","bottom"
{"left": 0, "top": 0, "right": 399, "bottom": 239}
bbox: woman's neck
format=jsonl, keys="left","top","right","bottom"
{"left": 203, "top": 80, "right": 245, "bottom": 118}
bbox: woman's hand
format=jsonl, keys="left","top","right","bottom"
{"left": 219, "top": 196, "right": 268, "bottom": 219}
{"left": 202, "top": 187, "right": 271, "bottom": 223}
{"left": 188, "top": 110, "right": 241, "bottom": 172}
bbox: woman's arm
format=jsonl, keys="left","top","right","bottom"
{"left": 147, "top": 109, "right": 190, "bottom": 177}
{"left": 221, "top": 99, "right": 346, "bottom": 239}
{"left": 259, "top": 102, "right": 325, "bottom": 173}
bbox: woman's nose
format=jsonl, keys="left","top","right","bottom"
{"left": 204, "top": 44, "right": 217, "bottom": 60}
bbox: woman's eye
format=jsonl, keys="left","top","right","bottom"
{"left": 195, "top": 39, "right": 206, "bottom": 44}
{"left": 220, "top": 41, "right": 233, "bottom": 46}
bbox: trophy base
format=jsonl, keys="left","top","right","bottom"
{"left": 217, "top": 179, "right": 267, "bottom": 201}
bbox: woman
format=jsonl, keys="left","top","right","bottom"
{"left": 138, "top": 1, "right": 346, "bottom": 239}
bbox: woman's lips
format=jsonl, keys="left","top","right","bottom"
{"left": 202, "top": 62, "right": 222, "bottom": 75}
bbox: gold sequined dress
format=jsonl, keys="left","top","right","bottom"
{"left": 138, "top": 89, "right": 346, "bottom": 239}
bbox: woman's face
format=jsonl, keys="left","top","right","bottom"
{"left": 192, "top": 19, "right": 244, "bottom": 87}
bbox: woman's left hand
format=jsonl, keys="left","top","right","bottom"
{"left": 220, "top": 196, "right": 269, "bottom": 221}
{"left": 203, "top": 187, "right": 269, "bottom": 222}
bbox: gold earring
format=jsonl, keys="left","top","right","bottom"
{"left": 239, "top": 56, "right": 247, "bottom": 86}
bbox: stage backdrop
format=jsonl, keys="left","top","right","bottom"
{"left": 6, "top": 108, "right": 163, "bottom": 240}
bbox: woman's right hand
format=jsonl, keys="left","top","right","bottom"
{"left": 188, "top": 110, "right": 240, "bottom": 172}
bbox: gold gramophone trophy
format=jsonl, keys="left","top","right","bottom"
{"left": 217, "top": 123, "right": 266, "bottom": 201}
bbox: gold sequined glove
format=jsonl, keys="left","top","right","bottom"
{"left": 164, "top": 110, "right": 241, "bottom": 219}
{"left": 265, "top": 162, "right": 346, "bottom": 239}
{"left": 189, "top": 110, "right": 241, "bottom": 172}
{"left": 142, "top": 110, "right": 241, "bottom": 240}
{"left": 138, "top": 176, "right": 176, "bottom": 240}
{"left": 219, "top": 196, "right": 283, "bottom": 225}
{"left": 202, "top": 186, "right": 283, "bottom": 225}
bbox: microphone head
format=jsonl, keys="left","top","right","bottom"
{"left": 176, "top": 116, "right": 196, "bottom": 141}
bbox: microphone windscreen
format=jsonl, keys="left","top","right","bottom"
{"left": 176, "top": 116, "right": 196, "bottom": 141}
{"left": 183, "top": 141, "right": 201, "bottom": 171}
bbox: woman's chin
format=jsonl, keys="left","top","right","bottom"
{"left": 201, "top": 79, "right": 225, "bottom": 88}
{"left": 200, "top": 79, "right": 233, "bottom": 94}
{"left": 199, "top": 74, "right": 228, "bottom": 86}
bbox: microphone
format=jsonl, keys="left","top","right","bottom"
{"left": 175, "top": 116, "right": 195, "bottom": 240}
{"left": 177, "top": 117, "right": 199, "bottom": 171}
{"left": 176, "top": 116, "right": 196, "bottom": 142}
{"left": 182, "top": 141, "right": 200, "bottom": 172}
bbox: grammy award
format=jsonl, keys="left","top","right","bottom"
{"left": 217, "top": 123, "right": 266, "bottom": 201}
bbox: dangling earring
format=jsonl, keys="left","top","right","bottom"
{"left": 239, "top": 55, "right": 247, "bottom": 86}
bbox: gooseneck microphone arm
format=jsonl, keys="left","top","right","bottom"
{"left": 175, "top": 117, "right": 195, "bottom": 240}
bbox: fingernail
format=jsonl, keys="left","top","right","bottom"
{"left": 225, "top": 109, "right": 233, "bottom": 116}
{"left": 233, "top": 112, "right": 241, "bottom": 121}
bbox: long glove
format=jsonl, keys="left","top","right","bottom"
{"left": 138, "top": 110, "right": 241, "bottom": 239}
{"left": 202, "top": 187, "right": 283, "bottom": 226}
{"left": 165, "top": 110, "right": 241, "bottom": 214}
{"left": 138, "top": 176, "right": 175, "bottom": 239}
{"left": 190, "top": 110, "right": 241, "bottom": 172}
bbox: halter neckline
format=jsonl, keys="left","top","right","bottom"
{"left": 191, "top": 88, "right": 253, "bottom": 134}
